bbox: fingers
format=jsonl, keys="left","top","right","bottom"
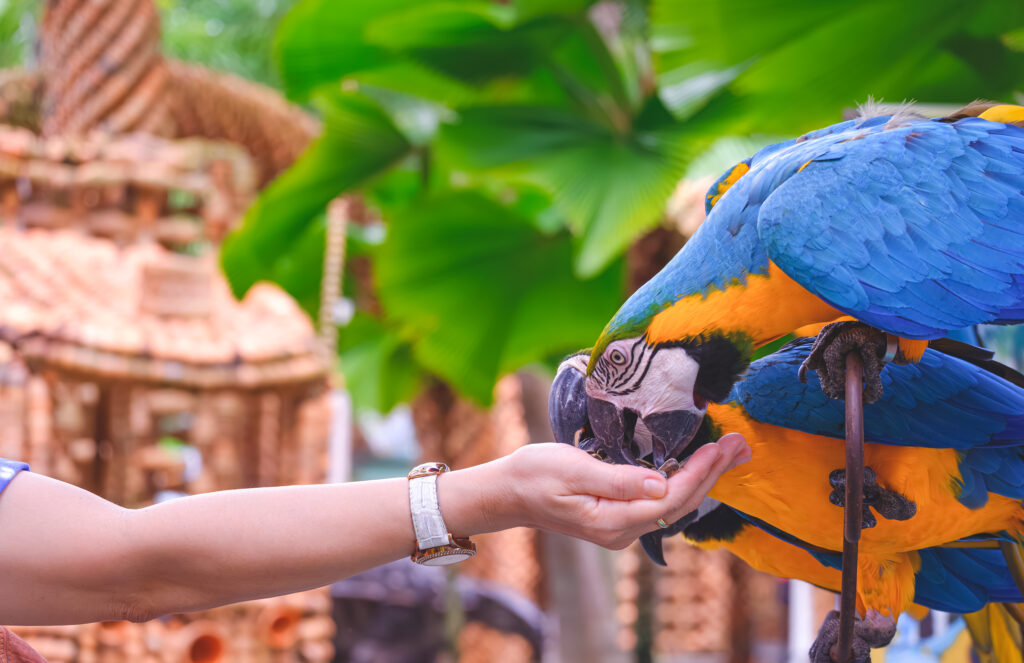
{"left": 660, "top": 434, "right": 749, "bottom": 522}
{"left": 718, "top": 432, "right": 752, "bottom": 470}
{"left": 593, "top": 434, "right": 750, "bottom": 541}
{"left": 565, "top": 448, "right": 668, "bottom": 500}
{"left": 590, "top": 443, "right": 724, "bottom": 533}
{"left": 525, "top": 433, "right": 751, "bottom": 549}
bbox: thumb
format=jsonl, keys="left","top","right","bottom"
{"left": 567, "top": 451, "right": 668, "bottom": 500}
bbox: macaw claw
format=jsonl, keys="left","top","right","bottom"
{"left": 798, "top": 321, "right": 890, "bottom": 403}
{"left": 809, "top": 609, "right": 896, "bottom": 663}
{"left": 828, "top": 467, "right": 917, "bottom": 528}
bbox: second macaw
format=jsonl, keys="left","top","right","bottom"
{"left": 549, "top": 336, "right": 1024, "bottom": 660}
{"left": 554, "top": 337, "right": 1024, "bottom": 611}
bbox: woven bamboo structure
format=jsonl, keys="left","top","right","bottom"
{"left": 0, "top": 0, "right": 335, "bottom": 659}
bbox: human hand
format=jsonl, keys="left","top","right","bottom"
{"left": 478, "top": 433, "right": 750, "bottom": 549}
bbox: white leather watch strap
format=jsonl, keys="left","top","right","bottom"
{"left": 409, "top": 472, "right": 452, "bottom": 550}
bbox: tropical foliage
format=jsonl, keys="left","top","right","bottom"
{"left": 215, "top": 0, "right": 1024, "bottom": 413}
{"left": 0, "top": 0, "right": 36, "bottom": 69}
{"left": 157, "top": 0, "right": 297, "bottom": 86}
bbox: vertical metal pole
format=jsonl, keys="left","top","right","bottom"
{"left": 832, "top": 353, "right": 865, "bottom": 663}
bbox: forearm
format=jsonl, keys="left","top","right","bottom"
{"left": 125, "top": 462, "right": 506, "bottom": 617}
{"left": 0, "top": 461, "right": 507, "bottom": 625}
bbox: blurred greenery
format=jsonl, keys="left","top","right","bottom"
{"left": 0, "top": 0, "right": 295, "bottom": 85}
{"left": 157, "top": 0, "right": 296, "bottom": 86}
{"left": 0, "top": 0, "right": 36, "bottom": 69}
{"left": 219, "top": 0, "right": 1024, "bottom": 413}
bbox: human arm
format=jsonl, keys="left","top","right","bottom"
{"left": 0, "top": 434, "right": 748, "bottom": 625}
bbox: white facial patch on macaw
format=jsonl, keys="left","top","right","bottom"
{"left": 586, "top": 338, "right": 704, "bottom": 418}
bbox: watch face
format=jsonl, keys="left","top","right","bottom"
{"left": 413, "top": 540, "right": 477, "bottom": 566}
{"left": 419, "top": 550, "right": 475, "bottom": 566}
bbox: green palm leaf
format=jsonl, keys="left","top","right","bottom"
{"left": 221, "top": 89, "right": 412, "bottom": 301}
{"left": 340, "top": 314, "right": 423, "bottom": 414}
{"left": 439, "top": 102, "right": 702, "bottom": 278}
{"left": 652, "top": 0, "right": 1024, "bottom": 131}
{"left": 374, "top": 190, "right": 624, "bottom": 404}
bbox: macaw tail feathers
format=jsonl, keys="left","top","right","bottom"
{"left": 965, "top": 603, "right": 1024, "bottom": 663}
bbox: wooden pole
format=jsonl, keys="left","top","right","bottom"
{"left": 832, "top": 353, "right": 865, "bottom": 663}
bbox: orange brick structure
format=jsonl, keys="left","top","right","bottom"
{"left": 0, "top": 0, "right": 336, "bottom": 660}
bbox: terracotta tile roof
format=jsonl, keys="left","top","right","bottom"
{"left": 0, "top": 228, "right": 327, "bottom": 388}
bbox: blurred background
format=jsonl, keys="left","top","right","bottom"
{"left": 1, "top": 0, "right": 1023, "bottom": 661}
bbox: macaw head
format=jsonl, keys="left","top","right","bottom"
{"left": 549, "top": 330, "right": 748, "bottom": 472}
{"left": 548, "top": 346, "right": 736, "bottom": 564}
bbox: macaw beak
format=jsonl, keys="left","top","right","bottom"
{"left": 640, "top": 518, "right": 692, "bottom": 566}
{"left": 642, "top": 408, "right": 706, "bottom": 469}
{"left": 587, "top": 398, "right": 704, "bottom": 470}
{"left": 550, "top": 355, "right": 705, "bottom": 468}
{"left": 548, "top": 355, "right": 591, "bottom": 447}
{"left": 639, "top": 498, "right": 721, "bottom": 566}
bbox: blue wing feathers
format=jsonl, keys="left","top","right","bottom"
{"left": 731, "top": 338, "right": 1024, "bottom": 507}
{"left": 726, "top": 505, "right": 1024, "bottom": 612}
{"left": 756, "top": 119, "right": 1024, "bottom": 338}
{"left": 612, "top": 114, "right": 1024, "bottom": 343}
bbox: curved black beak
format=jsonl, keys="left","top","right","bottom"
{"left": 642, "top": 409, "right": 705, "bottom": 469}
{"left": 639, "top": 498, "right": 720, "bottom": 566}
{"left": 548, "top": 354, "right": 590, "bottom": 447}
{"left": 639, "top": 512, "right": 699, "bottom": 566}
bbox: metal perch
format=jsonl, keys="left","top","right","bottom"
{"left": 833, "top": 352, "right": 865, "bottom": 663}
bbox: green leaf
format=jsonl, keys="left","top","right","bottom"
{"left": 275, "top": 0, "right": 586, "bottom": 101}
{"left": 339, "top": 314, "right": 423, "bottom": 414}
{"left": 369, "top": 5, "right": 576, "bottom": 86}
{"left": 265, "top": 212, "right": 326, "bottom": 317}
{"left": 439, "top": 103, "right": 701, "bottom": 277}
{"left": 274, "top": 0, "right": 421, "bottom": 100}
{"left": 366, "top": 3, "right": 520, "bottom": 48}
{"left": 222, "top": 89, "right": 412, "bottom": 299}
{"left": 374, "top": 190, "right": 624, "bottom": 404}
{"left": 651, "top": 0, "right": 1024, "bottom": 131}
{"left": 513, "top": 0, "right": 593, "bottom": 22}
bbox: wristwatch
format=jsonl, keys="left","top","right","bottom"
{"left": 408, "top": 462, "right": 477, "bottom": 566}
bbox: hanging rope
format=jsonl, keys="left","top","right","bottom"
{"left": 320, "top": 197, "right": 349, "bottom": 367}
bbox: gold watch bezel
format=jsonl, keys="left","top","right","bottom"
{"left": 411, "top": 536, "right": 477, "bottom": 566}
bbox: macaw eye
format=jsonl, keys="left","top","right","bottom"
{"left": 609, "top": 349, "right": 627, "bottom": 365}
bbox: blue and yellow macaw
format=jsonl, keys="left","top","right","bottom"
{"left": 548, "top": 100, "right": 1024, "bottom": 660}
{"left": 569, "top": 102, "right": 1024, "bottom": 476}
{"left": 549, "top": 336, "right": 1024, "bottom": 660}
{"left": 552, "top": 337, "right": 1024, "bottom": 615}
